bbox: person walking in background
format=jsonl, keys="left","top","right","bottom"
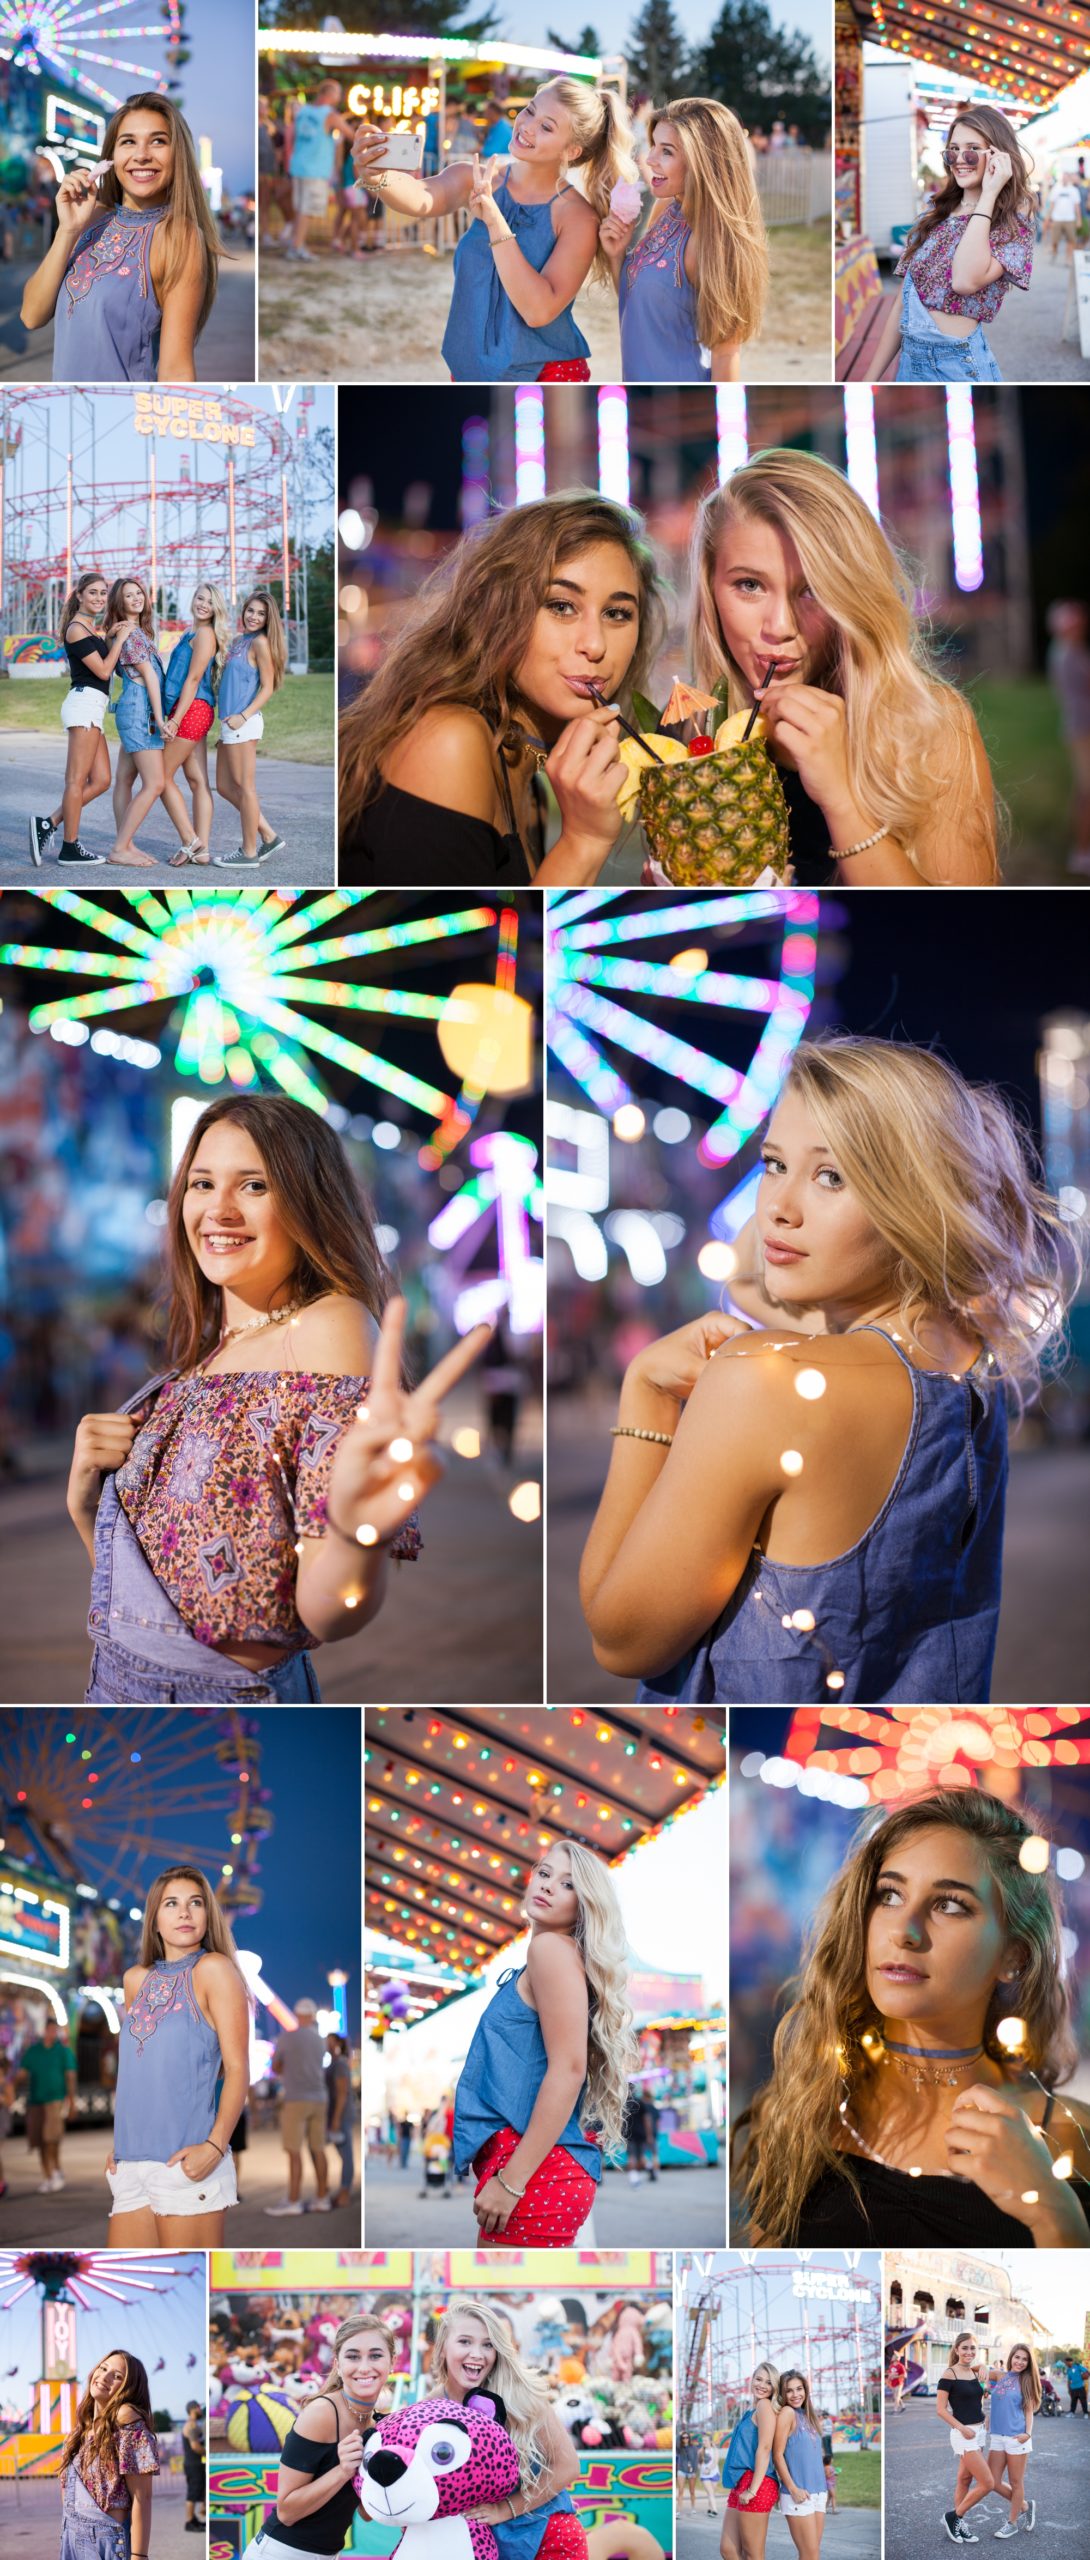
{"left": 397, "top": 2114, "right": 413, "bottom": 2169}
{"left": 1067, "top": 2355, "right": 1088, "bottom": 2415}
{"left": 1046, "top": 600, "right": 1090, "bottom": 876}
{"left": 15, "top": 2013, "right": 76, "bottom": 2192}
{"left": 480, "top": 97, "right": 514, "bottom": 159}
{"left": 886, "top": 2353, "right": 907, "bottom": 2412}
{"left": 701, "top": 2442, "right": 721, "bottom": 2514}
{"left": 266, "top": 1997, "right": 333, "bottom": 2217}
{"left": 677, "top": 2426, "right": 700, "bottom": 2510}
{"left": 1046, "top": 172, "right": 1082, "bottom": 259}
{"left": 819, "top": 2416, "right": 837, "bottom": 2511}
{"left": 325, "top": 2031, "right": 356, "bottom": 2203}
{"left": 182, "top": 2401, "right": 206, "bottom": 2534}
{"left": 284, "top": 81, "right": 353, "bottom": 261}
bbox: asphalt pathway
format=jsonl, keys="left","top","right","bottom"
{"left": 884, "top": 2392, "right": 1088, "bottom": 2560}
{"left": 362, "top": 2146, "right": 727, "bottom": 2245}
{"left": 0, "top": 246, "right": 256, "bottom": 380}
{"left": 677, "top": 2496, "right": 879, "bottom": 2560}
{"left": 0, "top": 2114, "right": 360, "bottom": 2245}
{"left": 0, "top": 2476, "right": 192, "bottom": 2557}
{"left": 0, "top": 734, "right": 334, "bottom": 884}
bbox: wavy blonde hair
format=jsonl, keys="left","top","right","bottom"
{"left": 141, "top": 1866, "right": 243, "bottom": 1973}
{"left": 339, "top": 492, "right": 669, "bottom": 842}
{"left": 429, "top": 2297, "right": 552, "bottom": 2490}
{"left": 191, "top": 581, "right": 232, "bottom": 689}
{"left": 688, "top": 447, "right": 998, "bottom": 879}
{"left": 780, "top": 1036, "right": 1079, "bottom": 1407}
{"left": 533, "top": 79, "right": 637, "bottom": 285}
{"left": 99, "top": 93, "right": 221, "bottom": 336}
{"left": 1004, "top": 2343, "right": 1042, "bottom": 2422}
{"left": 651, "top": 99, "right": 768, "bottom": 348}
{"left": 732, "top": 1789, "right": 1077, "bottom": 2245}
{"left": 548, "top": 1839, "right": 638, "bottom": 2158}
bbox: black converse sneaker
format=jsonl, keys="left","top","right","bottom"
{"left": 57, "top": 838, "right": 105, "bottom": 865}
{"left": 29, "top": 813, "right": 56, "bottom": 865}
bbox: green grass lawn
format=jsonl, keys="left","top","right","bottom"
{"left": 971, "top": 677, "right": 1071, "bottom": 878}
{"left": 0, "top": 672, "right": 333, "bottom": 765}
{"left": 828, "top": 2449, "right": 881, "bottom": 2508}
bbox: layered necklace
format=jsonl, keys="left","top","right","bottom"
{"left": 882, "top": 2040, "right": 985, "bottom": 2092}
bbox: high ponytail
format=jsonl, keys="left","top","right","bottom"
{"left": 538, "top": 79, "right": 637, "bottom": 283}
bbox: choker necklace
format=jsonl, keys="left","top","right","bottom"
{"left": 216, "top": 1297, "right": 304, "bottom": 1348}
{"left": 883, "top": 2040, "right": 984, "bottom": 2091}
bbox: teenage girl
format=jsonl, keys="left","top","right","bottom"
{"left": 865, "top": 105, "right": 1033, "bottom": 385}
{"left": 106, "top": 1863, "right": 249, "bottom": 2248}
{"left": 242, "top": 2314, "right": 394, "bottom": 2560}
{"left": 987, "top": 2345, "right": 1039, "bottom": 2539}
{"left": 601, "top": 99, "right": 768, "bottom": 382}
{"left": 59, "top": 2350, "right": 158, "bottom": 2560}
{"left": 773, "top": 2374, "right": 828, "bottom": 2560}
{"left": 720, "top": 2364, "right": 780, "bottom": 2560}
{"left": 938, "top": 2336, "right": 1006, "bottom": 2545}
{"left": 30, "top": 572, "right": 133, "bottom": 869}
{"left": 22, "top": 94, "right": 221, "bottom": 382}
{"left": 428, "top": 2297, "right": 585, "bottom": 2560}
{"left": 352, "top": 81, "right": 636, "bottom": 381}
{"left": 107, "top": 574, "right": 201, "bottom": 869}
{"left": 452, "top": 1839, "right": 636, "bottom": 2244}
{"left": 213, "top": 588, "right": 288, "bottom": 867}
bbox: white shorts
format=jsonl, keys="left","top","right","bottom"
{"left": 62, "top": 687, "right": 108, "bottom": 731}
{"left": 220, "top": 711, "right": 264, "bottom": 744}
{"left": 989, "top": 2435, "right": 1031, "bottom": 2458}
{"left": 787, "top": 2493, "right": 828, "bottom": 2517}
{"left": 244, "top": 2532, "right": 328, "bottom": 2560}
{"left": 108, "top": 2150, "right": 238, "bottom": 2217}
{"left": 292, "top": 176, "right": 329, "bottom": 216}
{"left": 950, "top": 2425, "right": 987, "bottom": 2457}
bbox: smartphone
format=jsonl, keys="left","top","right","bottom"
{"left": 370, "top": 130, "right": 424, "bottom": 173}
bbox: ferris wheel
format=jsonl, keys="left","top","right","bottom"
{"left": 0, "top": 1709, "right": 270, "bottom": 1919}
{"left": 0, "top": 0, "right": 184, "bottom": 115}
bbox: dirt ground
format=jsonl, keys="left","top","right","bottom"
{"left": 258, "top": 223, "right": 832, "bottom": 383}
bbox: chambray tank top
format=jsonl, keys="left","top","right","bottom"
{"left": 722, "top": 2409, "right": 774, "bottom": 2492}
{"left": 218, "top": 636, "right": 261, "bottom": 722}
{"left": 442, "top": 181, "right": 591, "bottom": 381}
{"left": 989, "top": 2375, "right": 1029, "bottom": 2435}
{"left": 164, "top": 630, "right": 217, "bottom": 715}
{"left": 619, "top": 201, "right": 704, "bottom": 381}
{"left": 637, "top": 1328, "right": 1007, "bottom": 1704}
{"left": 113, "top": 1951, "right": 222, "bottom": 2161}
{"left": 783, "top": 2418, "right": 826, "bottom": 2494}
{"left": 452, "top": 1965, "right": 602, "bottom": 2180}
{"left": 53, "top": 204, "right": 165, "bottom": 383}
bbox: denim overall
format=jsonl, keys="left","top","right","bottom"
{"left": 452, "top": 1966, "right": 601, "bottom": 2178}
{"left": 86, "top": 1369, "right": 320, "bottom": 1703}
{"left": 896, "top": 274, "right": 1003, "bottom": 382}
{"left": 637, "top": 1328, "right": 1007, "bottom": 1704}
{"left": 61, "top": 2467, "right": 133, "bottom": 2560}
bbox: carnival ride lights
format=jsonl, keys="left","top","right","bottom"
{"left": 0, "top": 1709, "right": 272, "bottom": 1917}
{"left": 427, "top": 1130, "right": 543, "bottom": 1336}
{"left": 0, "top": 0, "right": 181, "bottom": 112}
{"left": 598, "top": 388, "right": 630, "bottom": 506}
{"left": 743, "top": 1705, "right": 1090, "bottom": 1804}
{"left": 514, "top": 387, "right": 547, "bottom": 506}
{"left": 0, "top": 2249, "right": 190, "bottom": 2310}
{"left": 716, "top": 386, "right": 748, "bottom": 481}
{"left": 946, "top": 388, "right": 984, "bottom": 593}
{"left": 844, "top": 385, "right": 880, "bottom": 521}
{"left": 866, "top": 0, "right": 1090, "bottom": 117}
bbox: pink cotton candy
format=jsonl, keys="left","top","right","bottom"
{"left": 609, "top": 180, "right": 643, "bottom": 222}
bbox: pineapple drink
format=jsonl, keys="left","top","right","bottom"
{"left": 618, "top": 708, "right": 792, "bottom": 886}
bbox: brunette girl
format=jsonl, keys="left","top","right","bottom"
{"left": 59, "top": 2350, "right": 159, "bottom": 2560}
{"left": 353, "top": 82, "right": 635, "bottom": 382}
{"left": 987, "top": 2344, "right": 1039, "bottom": 2539}
{"left": 22, "top": 94, "right": 221, "bottom": 381}
{"left": 428, "top": 2297, "right": 584, "bottom": 2560}
{"left": 453, "top": 1841, "right": 636, "bottom": 2245}
{"left": 601, "top": 99, "right": 768, "bottom": 382}
{"left": 719, "top": 2364, "right": 780, "bottom": 2560}
{"left": 30, "top": 573, "right": 133, "bottom": 869}
{"left": 865, "top": 107, "right": 1034, "bottom": 385}
{"left": 733, "top": 1789, "right": 1090, "bottom": 2246}
{"left": 67, "top": 1093, "right": 490, "bottom": 1702}
{"left": 106, "top": 1864, "right": 249, "bottom": 2244}
{"left": 773, "top": 2375, "right": 828, "bottom": 2560}
{"left": 242, "top": 2314, "right": 394, "bottom": 2560}
{"left": 339, "top": 492, "right": 668, "bottom": 885}
{"left": 213, "top": 588, "right": 288, "bottom": 867}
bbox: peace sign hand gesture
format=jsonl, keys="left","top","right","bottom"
{"left": 324, "top": 1295, "right": 493, "bottom": 1549}
{"left": 468, "top": 152, "right": 505, "bottom": 232}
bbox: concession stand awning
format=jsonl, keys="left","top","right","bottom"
{"left": 849, "top": 1, "right": 1090, "bottom": 116}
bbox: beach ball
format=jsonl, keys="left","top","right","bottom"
{"left": 224, "top": 2386, "right": 296, "bottom": 2451}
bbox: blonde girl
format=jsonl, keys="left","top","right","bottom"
{"left": 353, "top": 81, "right": 636, "bottom": 381}
{"left": 428, "top": 2297, "right": 585, "bottom": 2560}
{"left": 452, "top": 1839, "right": 637, "bottom": 2245}
{"left": 773, "top": 2374, "right": 827, "bottom": 2560}
{"left": 602, "top": 98, "right": 768, "bottom": 382}
{"left": 106, "top": 1864, "right": 250, "bottom": 2247}
{"left": 244, "top": 2314, "right": 395, "bottom": 2560}
{"left": 30, "top": 571, "right": 133, "bottom": 870}
{"left": 865, "top": 105, "right": 1035, "bottom": 386}
{"left": 688, "top": 447, "right": 997, "bottom": 882}
{"left": 59, "top": 2349, "right": 159, "bottom": 2560}
{"left": 213, "top": 588, "right": 289, "bottom": 869}
{"left": 987, "top": 2344, "right": 1040, "bottom": 2537}
{"left": 720, "top": 2364, "right": 780, "bottom": 2560}
{"left": 23, "top": 93, "right": 221, "bottom": 381}
{"left": 732, "top": 1789, "right": 1090, "bottom": 2250}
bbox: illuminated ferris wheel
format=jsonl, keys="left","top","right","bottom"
{"left": 0, "top": 0, "right": 183, "bottom": 114}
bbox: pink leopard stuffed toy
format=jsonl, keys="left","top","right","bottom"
{"left": 356, "top": 2398, "right": 520, "bottom": 2560}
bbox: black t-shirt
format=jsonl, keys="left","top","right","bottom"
{"left": 780, "top": 765, "right": 836, "bottom": 885}
{"left": 340, "top": 763, "right": 543, "bottom": 888}
{"left": 797, "top": 2156, "right": 1090, "bottom": 2247}
{"left": 65, "top": 631, "right": 111, "bottom": 696}
{"left": 942, "top": 2375, "right": 985, "bottom": 2426}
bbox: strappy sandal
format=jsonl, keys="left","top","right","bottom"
{"left": 169, "top": 841, "right": 209, "bottom": 866}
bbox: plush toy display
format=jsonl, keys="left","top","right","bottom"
{"left": 222, "top": 2385, "right": 296, "bottom": 2451}
{"left": 356, "top": 2398, "right": 520, "bottom": 2560}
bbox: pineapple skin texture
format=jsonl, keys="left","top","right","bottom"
{"left": 638, "top": 732, "right": 792, "bottom": 885}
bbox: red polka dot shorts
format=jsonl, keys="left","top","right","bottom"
{"left": 174, "top": 699, "right": 214, "bottom": 741}
{"left": 473, "top": 2124, "right": 596, "bottom": 2245}
{"left": 538, "top": 2516, "right": 589, "bottom": 2560}
{"left": 536, "top": 360, "right": 591, "bottom": 382}
{"left": 727, "top": 2472, "right": 779, "bottom": 2513}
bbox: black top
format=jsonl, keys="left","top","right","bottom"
{"left": 941, "top": 2376, "right": 985, "bottom": 2426}
{"left": 780, "top": 765, "right": 836, "bottom": 885}
{"left": 797, "top": 2156, "right": 1090, "bottom": 2246}
{"left": 65, "top": 630, "right": 111, "bottom": 696}
{"left": 340, "top": 760, "right": 543, "bottom": 888}
{"left": 260, "top": 2401, "right": 359, "bottom": 2554}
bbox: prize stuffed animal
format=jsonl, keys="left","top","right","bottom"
{"left": 357, "top": 2398, "right": 520, "bottom": 2560}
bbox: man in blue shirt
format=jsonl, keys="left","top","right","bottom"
{"left": 1068, "top": 2358, "right": 1088, "bottom": 2416}
{"left": 480, "top": 97, "right": 514, "bottom": 159}
{"left": 284, "top": 80, "right": 354, "bottom": 260}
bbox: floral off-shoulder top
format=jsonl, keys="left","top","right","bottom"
{"left": 113, "top": 1371, "right": 420, "bottom": 1650}
{"left": 897, "top": 210, "right": 1033, "bottom": 322}
{"left": 78, "top": 2414, "right": 160, "bottom": 2514}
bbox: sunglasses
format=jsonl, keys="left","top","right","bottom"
{"left": 944, "top": 145, "right": 985, "bottom": 166}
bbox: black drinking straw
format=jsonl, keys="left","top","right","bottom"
{"left": 743, "top": 658, "right": 780, "bottom": 742}
{"left": 584, "top": 679, "right": 670, "bottom": 764}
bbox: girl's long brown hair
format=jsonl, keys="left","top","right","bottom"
{"left": 732, "top": 1789, "right": 1077, "bottom": 2246}
{"left": 778, "top": 2370, "right": 820, "bottom": 2435}
{"left": 651, "top": 99, "right": 768, "bottom": 349}
{"left": 140, "top": 1865, "right": 242, "bottom": 1971}
{"left": 904, "top": 103, "right": 1033, "bottom": 261}
{"left": 165, "top": 1094, "right": 391, "bottom": 1371}
{"left": 61, "top": 2352, "right": 155, "bottom": 2472}
{"left": 339, "top": 492, "right": 669, "bottom": 837}
{"left": 98, "top": 92, "right": 221, "bottom": 336}
{"left": 1005, "top": 2344, "right": 1043, "bottom": 2422}
{"left": 59, "top": 572, "right": 107, "bottom": 639}
{"left": 107, "top": 575, "right": 156, "bottom": 640}
{"left": 241, "top": 588, "right": 288, "bottom": 689}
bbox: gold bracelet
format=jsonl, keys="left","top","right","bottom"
{"left": 610, "top": 1424, "right": 674, "bottom": 1446}
{"left": 829, "top": 824, "right": 896, "bottom": 860}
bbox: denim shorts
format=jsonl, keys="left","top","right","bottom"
{"left": 87, "top": 1634, "right": 320, "bottom": 1703}
{"left": 896, "top": 275, "right": 1003, "bottom": 382}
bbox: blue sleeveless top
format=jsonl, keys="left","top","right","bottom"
{"left": 452, "top": 1965, "right": 601, "bottom": 2180}
{"left": 53, "top": 203, "right": 165, "bottom": 383}
{"left": 164, "top": 629, "right": 217, "bottom": 714}
{"left": 442, "top": 180, "right": 591, "bottom": 381}
{"left": 638, "top": 1328, "right": 1007, "bottom": 1704}
{"left": 219, "top": 634, "right": 261, "bottom": 722}
{"left": 619, "top": 201, "right": 704, "bottom": 381}
{"left": 113, "top": 1950, "right": 223, "bottom": 2161}
{"left": 722, "top": 2408, "right": 775, "bottom": 2493}
{"left": 783, "top": 2417, "right": 826, "bottom": 2494}
{"left": 989, "top": 2375, "right": 1030, "bottom": 2435}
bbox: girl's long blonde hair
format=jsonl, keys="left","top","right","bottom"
{"left": 429, "top": 2297, "right": 552, "bottom": 2491}
{"left": 99, "top": 93, "right": 221, "bottom": 336}
{"left": 61, "top": 2351, "right": 155, "bottom": 2473}
{"left": 732, "top": 1789, "right": 1077, "bottom": 2246}
{"left": 339, "top": 493, "right": 669, "bottom": 839}
{"left": 651, "top": 99, "right": 768, "bottom": 348}
{"left": 781, "top": 1037, "right": 1079, "bottom": 1406}
{"left": 538, "top": 79, "right": 637, "bottom": 285}
{"left": 192, "top": 581, "right": 232, "bottom": 689}
{"left": 1005, "top": 2344, "right": 1043, "bottom": 2421}
{"left": 241, "top": 587, "right": 288, "bottom": 689}
{"left": 140, "top": 1865, "right": 243, "bottom": 1974}
{"left": 777, "top": 2371, "right": 820, "bottom": 2433}
{"left": 688, "top": 447, "right": 999, "bottom": 878}
{"left": 554, "top": 1839, "right": 638, "bottom": 2159}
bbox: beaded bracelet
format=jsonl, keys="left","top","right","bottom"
{"left": 610, "top": 1423, "right": 674, "bottom": 1446}
{"left": 829, "top": 823, "right": 896, "bottom": 860}
{"left": 495, "top": 2168, "right": 526, "bottom": 2199}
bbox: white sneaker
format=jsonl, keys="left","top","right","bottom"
{"left": 309, "top": 2194, "right": 334, "bottom": 2211}
{"left": 50, "top": 2172, "right": 66, "bottom": 2190}
{"left": 628, "top": 2169, "right": 643, "bottom": 2185}
{"left": 994, "top": 2526, "right": 1020, "bottom": 2540}
{"left": 264, "top": 2199, "right": 305, "bottom": 2216}
{"left": 1021, "top": 2506, "right": 1035, "bottom": 2533}
{"left": 38, "top": 2178, "right": 55, "bottom": 2192}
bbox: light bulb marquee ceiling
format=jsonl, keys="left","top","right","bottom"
{"left": 852, "top": 0, "right": 1090, "bottom": 113}
{"left": 365, "top": 1708, "right": 725, "bottom": 1973}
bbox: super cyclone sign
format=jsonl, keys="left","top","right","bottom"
{"left": 792, "top": 2272, "right": 873, "bottom": 2304}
